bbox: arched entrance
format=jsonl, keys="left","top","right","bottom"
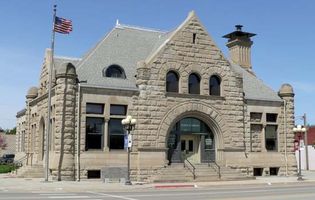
{"left": 167, "top": 117, "right": 215, "bottom": 164}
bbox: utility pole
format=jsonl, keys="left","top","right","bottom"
{"left": 303, "top": 113, "right": 309, "bottom": 170}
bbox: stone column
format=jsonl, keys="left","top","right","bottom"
{"left": 104, "top": 119, "right": 109, "bottom": 151}
{"left": 25, "top": 87, "right": 38, "bottom": 164}
{"left": 51, "top": 62, "right": 77, "bottom": 181}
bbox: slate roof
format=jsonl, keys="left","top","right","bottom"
{"left": 65, "top": 19, "right": 281, "bottom": 102}
{"left": 230, "top": 62, "right": 282, "bottom": 102}
{"left": 76, "top": 24, "right": 169, "bottom": 90}
{"left": 54, "top": 56, "right": 81, "bottom": 70}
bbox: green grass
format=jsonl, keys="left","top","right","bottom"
{"left": 0, "top": 164, "right": 17, "bottom": 173}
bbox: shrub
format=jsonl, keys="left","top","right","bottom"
{"left": 0, "top": 164, "right": 17, "bottom": 173}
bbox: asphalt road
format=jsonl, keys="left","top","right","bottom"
{"left": 0, "top": 183, "right": 315, "bottom": 200}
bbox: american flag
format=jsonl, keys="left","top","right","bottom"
{"left": 54, "top": 16, "right": 72, "bottom": 34}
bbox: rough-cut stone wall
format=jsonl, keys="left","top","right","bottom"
{"left": 132, "top": 13, "right": 245, "bottom": 176}
{"left": 51, "top": 64, "right": 77, "bottom": 181}
{"left": 279, "top": 92, "right": 297, "bottom": 175}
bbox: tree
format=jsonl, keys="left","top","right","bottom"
{"left": 5, "top": 127, "right": 16, "bottom": 135}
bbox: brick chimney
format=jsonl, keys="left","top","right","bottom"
{"left": 223, "top": 25, "right": 256, "bottom": 71}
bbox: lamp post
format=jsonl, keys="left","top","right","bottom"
{"left": 293, "top": 125, "right": 306, "bottom": 181}
{"left": 121, "top": 115, "right": 136, "bottom": 185}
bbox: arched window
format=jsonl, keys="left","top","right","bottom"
{"left": 188, "top": 73, "right": 200, "bottom": 94}
{"left": 209, "top": 75, "right": 221, "bottom": 96}
{"left": 104, "top": 65, "right": 126, "bottom": 78}
{"left": 166, "top": 71, "right": 179, "bottom": 93}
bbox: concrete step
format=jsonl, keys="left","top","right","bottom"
{"left": 16, "top": 164, "right": 44, "bottom": 178}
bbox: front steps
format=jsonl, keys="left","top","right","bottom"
{"left": 16, "top": 164, "right": 44, "bottom": 178}
{"left": 151, "top": 163, "right": 253, "bottom": 183}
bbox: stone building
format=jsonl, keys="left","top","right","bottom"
{"left": 16, "top": 11, "right": 297, "bottom": 181}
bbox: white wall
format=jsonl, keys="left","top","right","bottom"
{"left": 295, "top": 145, "right": 315, "bottom": 170}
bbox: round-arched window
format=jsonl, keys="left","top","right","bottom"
{"left": 188, "top": 73, "right": 200, "bottom": 94}
{"left": 104, "top": 65, "right": 126, "bottom": 79}
{"left": 209, "top": 75, "right": 221, "bottom": 96}
{"left": 166, "top": 71, "right": 179, "bottom": 93}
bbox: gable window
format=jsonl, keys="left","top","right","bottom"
{"left": 166, "top": 71, "right": 179, "bottom": 93}
{"left": 188, "top": 73, "right": 200, "bottom": 94}
{"left": 104, "top": 65, "right": 126, "bottom": 78}
{"left": 209, "top": 75, "right": 221, "bottom": 96}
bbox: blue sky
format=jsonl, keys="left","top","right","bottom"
{"left": 0, "top": 0, "right": 314, "bottom": 129}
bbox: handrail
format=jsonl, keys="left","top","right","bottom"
{"left": 13, "top": 154, "right": 28, "bottom": 167}
{"left": 208, "top": 161, "right": 221, "bottom": 179}
{"left": 184, "top": 158, "right": 196, "bottom": 180}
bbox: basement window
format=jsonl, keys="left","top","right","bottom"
{"left": 87, "top": 170, "right": 101, "bottom": 179}
{"left": 253, "top": 168, "right": 263, "bottom": 176}
{"left": 270, "top": 167, "right": 279, "bottom": 176}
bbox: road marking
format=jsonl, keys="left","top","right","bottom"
{"left": 48, "top": 196, "right": 89, "bottom": 199}
{"left": 87, "top": 191, "right": 139, "bottom": 200}
{"left": 39, "top": 193, "right": 77, "bottom": 196}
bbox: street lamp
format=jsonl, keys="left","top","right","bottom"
{"left": 121, "top": 115, "right": 136, "bottom": 185}
{"left": 293, "top": 125, "right": 306, "bottom": 181}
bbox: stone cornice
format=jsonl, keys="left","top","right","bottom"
{"left": 166, "top": 92, "right": 225, "bottom": 101}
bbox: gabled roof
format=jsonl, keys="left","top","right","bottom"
{"left": 76, "top": 23, "right": 169, "bottom": 90}
{"left": 70, "top": 12, "right": 281, "bottom": 102}
{"left": 230, "top": 62, "right": 282, "bottom": 102}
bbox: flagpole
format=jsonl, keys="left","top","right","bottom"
{"left": 45, "top": 4, "right": 57, "bottom": 182}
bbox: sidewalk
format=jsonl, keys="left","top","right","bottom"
{"left": 1, "top": 170, "right": 315, "bottom": 192}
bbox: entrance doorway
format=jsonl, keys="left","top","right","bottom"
{"left": 167, "top": 117, "right": 215, "bottom": 164}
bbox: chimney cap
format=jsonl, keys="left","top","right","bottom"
{"left": 222, "top": 25, "right": 256, "bottom": 39}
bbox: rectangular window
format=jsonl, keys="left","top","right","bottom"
{"left": 85, "top": 117, "right": 104, "bottom": 150}
{"left": 253, "top": 168, "right": 263, "bottom": 176}
{"left": 266, "top": 113, "right": 278, "bottom": 122}
{"left": 110, "top": 105, "right": 127, "bottom": 116}
{"left": 109, "top": 118, "right": 125, "bottom": 149}
{"left": 265, "top": 125, "right": 277, "bottom": 151}
{"left": 269, "top": 167, "right": 279, "bottom": 176}
{"left": 87, "top": 170, "right": 101, "bottom": 179}
{"left": 86, "top": 103, "right": 104, "bottom": 114}
{"left": 250, "top": 124, "right": 263, "bottom": 152}
{"left": 181, "top": 140, "right": 185, "bottom": 151}
{"left": 188, "top": 140, "right": 193, "bottom": 152}
{"left": 250, "top": 112, "right": 262, "bottom": 122}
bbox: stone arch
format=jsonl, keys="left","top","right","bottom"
{"left": 157, "top": 101, "right": 227, "bottom": 162}
{"left": 38, "top": 116, "right": 45, "bottom": 161}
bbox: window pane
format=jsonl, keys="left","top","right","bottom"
{"left": 266, "top": 113, "right": 277, "bottom": 122}
{"left": 181, "top": 140, "right": 185, "bottom": 151}
{"left": 166, "top": 71, "right": 179, "bottom": 92}
{"left": 85, "top": 117, "right": 104, "bottom": 150}
{"left": 265, "top": 125, "right": 277, "bottom": 151}
{"left": 189, "top": 73, "right": 200, "bottom": 94}
{"left": 188, "top": 140, "right": 193, "bottom": 152}
{"left": 105, "top": 65, "right": 125, "bottom": 78}
{"left": 86, "top": 103, "right": 104, "bottom": 114}
{"left": 109, "top": 118, "right": 125, "bottom": 149}
{"left": 86, "top": 117, "right": 104, "bottom": 134}
{"left": 110, "top": 105, "right": 127, "bottom": 115}
{"left": 209, "top": 76, "right": 221, "bottom": 96}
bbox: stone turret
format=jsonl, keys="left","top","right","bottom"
{"left": 278, "top": 83, "right": 296, "bottom": 175}
{"left": 51, "top": 62, "right": 77, "bottom": 181}
{"left": 223, "top": 25, "right": 256, "bottom": 71}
